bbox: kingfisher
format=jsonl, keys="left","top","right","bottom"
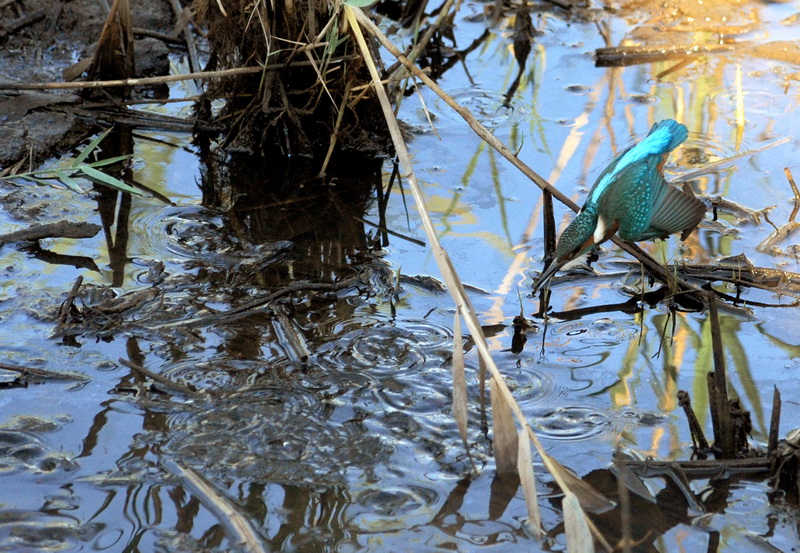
{"left": 532, "top": 119, "right": 706, "bottom": 294}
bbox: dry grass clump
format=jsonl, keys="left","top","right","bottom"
{"left": 193, "top": 0, "right": 388, "bottom": 170}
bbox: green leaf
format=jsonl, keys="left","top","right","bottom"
{"left": 80, "top": 166, "right": 144, "bottom": 196}
{"left": 85, "top": 155, "right": 131, "bottom": 168}
{"left": 344, "top": 0, "right": 378, "bottom": 7}
{"left": 72, "top": 128, "right": 112, "bottom": 168}
{"left": 54, "top": 170, "right": 86, "bottom": 194}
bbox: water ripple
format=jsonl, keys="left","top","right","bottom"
{"left": 0, "top": 511, "right": 102, "bottom": 552}
{"left": 529, "top": 405, "right": 611, "bottom": 441}
{"left": 130, "top": 205, "right": 291, "bottom": 269}
{"left": 161, "top": 386, "right": 387, "bottom": 483}
{"left": 433, "top": 88, "right": 527, "bottom": 130}
{"left": 315, "top": 316, "right": 453, "bottom": 376}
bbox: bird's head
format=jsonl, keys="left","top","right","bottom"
{"left": 531, "top": 208, "right": 616, "bottom": 295}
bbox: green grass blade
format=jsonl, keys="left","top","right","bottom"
{"left": 72, "top": 128, "right": 112, "bottom": 168}
{"left": 80, "top": 166, "right": 144, "bottom": 196}
{"left": 85, "top": 155, "right": 131, "bottom": 168}
{"left": 54, "top": 170, "right": 86, "bottom": 194}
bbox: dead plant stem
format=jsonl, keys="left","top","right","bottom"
{"left": 0, "top": 57, "right": 359, "bottom": 91}
{"left": 352, "top": 8, "right": 697, "bottom": 298}
{"left": 348, "top": 7, "right": 610, "bottom": 548}
{"left": 161, "top": 458, "right": 268, "bottom": 553}
{"left": 168, "top": 0, "right": 201, "bottom": 88}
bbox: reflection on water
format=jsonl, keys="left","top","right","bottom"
{"left": 1, "top": 0, "right": 800, "bottom": 552}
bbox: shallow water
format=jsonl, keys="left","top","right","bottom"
{"left": 1, "top": 1, "right": 800, "bottom": 552}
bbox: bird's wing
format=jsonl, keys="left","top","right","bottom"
{"left": 588, "top": 120, "right": 687, "bottom": 206}
{"left": 599, "top": 158, "right": 655, "bottom": 241}
{"left": 645, "top": 176, "right": 706, "bottom": 240}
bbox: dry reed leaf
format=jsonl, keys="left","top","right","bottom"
{"left": 84, "top": 0, "right": 135, "bottom": 83}
{"left": 452, "top": 308, "right": 469, "bottom": 449}
{"left": 517, "top": 426, "right": 542, "bottom": 539}
{"left": 346, "top": 7, "right": 603, "bottom": 542}
{"left": 563, "top": 492, "right": 594, "bottom": 553}
{"left": 490, "top": 376, "right": 517, "bottom": 474}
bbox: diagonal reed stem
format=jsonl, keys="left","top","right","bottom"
{"left": 351, "top": 7, "right": 701, "bottom": 300}
{"left": 346, "top": 7, "right": 614, "bottom": 550}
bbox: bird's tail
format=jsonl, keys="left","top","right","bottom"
{"left": 644, "top": 119, "right": 688, "bottom": 154}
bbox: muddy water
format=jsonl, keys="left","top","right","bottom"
{"left": 2, "top": 1, "right": 800, "bottom": 552}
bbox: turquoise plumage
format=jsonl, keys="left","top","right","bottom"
{"left": 533, "top": 120, "right": 706, "bottom": 294}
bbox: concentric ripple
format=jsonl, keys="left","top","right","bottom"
{"left": 156, "top": 358, "right": 267, "bottom": 394}
{"left": 497, "top": 362, "right": 555, "bottom": 406}
{"left": 528, "top": 405, "right": 611, "bottom": 441}
{"left": 0, "top": 511, "right": 103, "bottom": 552}
{"left": 160, "top": 386, "right": 387, "bottom": 483}
{"left": 0, "top": 417, "right": 79, "bottom": 475}
{"left": 130, "top": 206, "right": 228, "bottom": 262}
{"left": 672, "top": 128, "right": 742, "bottom": 179}
{"left": 315, "top": 316, "right": 453, "bottom": 376}
{"left": 433, "top": 88, "right": 527, "bottom": 130}
{"left": 130, "top": 205, "right": 291, "bottom": 269}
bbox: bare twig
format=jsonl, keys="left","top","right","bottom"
{"left": 678, "top": 390, "right": 710, "bottom": 451}
{"left": 272, "top": 307, "right": 311, "bottom": 364}
{"left": 625, "top": 457, "right": 770, "bottom": 478}
{"left": 767, "top": 387, "right": 781, "bottom": 457}
{"left": 596, "top": 42, "right": 735, "bottom": 67}
{"left": 57, "top": 275, "right": 84, "bottom": 327}
{"left": 0, "top": 361, "right": 89, "bottom": 381}
{"left": 0, "top": 9, "right": 45, "bottom": 38}
{"left": 168, "top": 0, "right": 201, "bottom": 77}
{"left": 118, "top": 358, "right": 202, "bottom": 397}
{"left": 353, "top": 215, "right": 426, "bottom": 246}
{"left": 707, "top": 290, "right": 735, "bottom": 458}
{"left": 0, "top": 56, "right": 359, "bottom": 91}
{"left": 132, "top": 27, "right": 185, "bottom": 45}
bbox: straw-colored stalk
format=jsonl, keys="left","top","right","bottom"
{"left": 344, "top": 5, "right": 615, "bottom": 549}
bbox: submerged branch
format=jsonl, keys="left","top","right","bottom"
{"left": 595, "top": 42, "right": 735, "bottom": 67}
{"left": 596, "top": 40, "right": 800, "bottom": 68}
{"left": 0, "top": 221, "right": 101, "bottom": 244}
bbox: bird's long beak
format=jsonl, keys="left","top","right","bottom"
{"left": 531, "top": 257, "right": 570, "bottom": 296}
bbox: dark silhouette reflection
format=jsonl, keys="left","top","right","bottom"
{"left": 543, "top": 467, "right": 765, "bottom": 553}
{"left": 573, "top": 468, "right": 691, "bottom": 553}
{"left": 197, "top": 149, "right": 384, "bottom": 284}
{"left": 20, "top": 242, "right": 100, "bottom": 271}
{"left": 428, "top": 474, "right": 529, "bottom": 547}
{"left": 92, "top": 126, "right": 135, "bottom": 287}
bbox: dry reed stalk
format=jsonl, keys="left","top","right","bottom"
{"left": 563, "top": 492, "right": 594, "bottom": 553}
{"left": 0, "top": 61, "right": 356, "bottom": 91}
{"left": 350, "top": 7, "right": 701, "bottom": 301}
{"left": 490, "top": 376, "right": 518, "bottom": 474}
{"left": 517, "top": 424, "right": 542, "bottom": 538}
{"left": 345, "top": 6, "right": 612, "bottom": 548}
{"left": 161, "top": 458, "right": 268, "bottom": 553}
{"left": 452, "top": 308, "right": 469, "bottom": 453}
